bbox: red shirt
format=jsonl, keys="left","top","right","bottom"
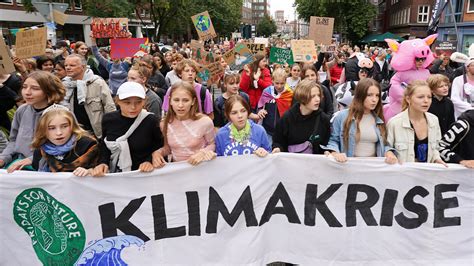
{"left": 239, "top": 67, "right": 272, "bottom": 109}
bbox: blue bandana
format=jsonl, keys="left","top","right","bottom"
{"left": 40, "top": 135, "right": 77, "bottom": 172}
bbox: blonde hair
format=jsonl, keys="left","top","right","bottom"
{"left": 293, "top": 79, "right": 322, "bottom": 105}
{"left": 402, "top": 80, "right": 430, "bottom": 111}
{"left": 32, "top": 109, "right": 92, "bottom": 149}
{"left": 272, "top": 68, "right": 287, "bottom": 81}
{"left": 162, "top": 82, "right": 203, "bottom": 146}
{"left": 427, "top": 74, "right": 449, "bottom": 92}
{"left": 130, "top": 63, "right": 152, "bottom": 82}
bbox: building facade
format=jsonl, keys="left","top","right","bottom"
{"left": 384, "top": 0, "right": 435, "bottom": 38}
{"left": 252, "top": 0, "right": 271, "bottom": 25}
{"left": 0, "top": 0, "right": 147, "bottom": 46}
{"left": 437, "top": 0, "right": 474, "bottom": 54}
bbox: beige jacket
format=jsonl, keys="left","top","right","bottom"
{"left": 67, "top": 76, "right": 116, "bottom": 138}
{"left": 387, "top": 109, "right": 442, "bottom": 163}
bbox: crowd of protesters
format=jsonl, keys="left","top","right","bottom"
{"left": 1, "top": 32, "right": 474, "bottom": 177}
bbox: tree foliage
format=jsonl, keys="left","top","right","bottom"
{"left": 294, "top": 0, "right": 377, "bottom": 43}
{"left": 256, "top": 15, "right": 277, "bottom": 37}
{"left": 21, "top": 0, "right": 243, "bottom": 42}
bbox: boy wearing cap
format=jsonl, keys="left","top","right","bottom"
{"left": 93, "top": 82, "right": 163, "bottom": 176}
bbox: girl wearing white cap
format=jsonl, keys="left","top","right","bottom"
{"left": 92, "top": 81, "right": 163, "bottom": 176}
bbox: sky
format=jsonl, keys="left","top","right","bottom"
{"left": 269, "top": 0, "right": 296, "bottom": 21}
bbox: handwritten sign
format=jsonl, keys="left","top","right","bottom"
{"left": 269, "top": 47, "right": 294, "bottom": 65}
{"left": 254, "top": 37, "right": 269, "bottom": 47}
{"left": 0, "top": 37, "right": 15, "bottom": 74}
{"left": 15, "top": 27, "right": 47, "bottom": 59}
{"left": 291, "top": 40, "right": 317, "bottom": 63}
{"left": 91, "top": 18, "right": 129, "bottom": 38}
{"left": 206, "top": 61, "right": 225, "bottom": 85}
{"left": 191, "top": 11, "right": 217, "bottom": 41}
{"left": 246, "top": 43, "right": 266, "bottom": 55}
{"left": 223, "top": 43, "right": 254, "bottom": 71}
{"left": 110, "top": 38, "right": 147, "bottom": 59}
{"left": 309, "top": 16, "right": 334, "bottom": 45}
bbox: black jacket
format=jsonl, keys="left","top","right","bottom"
{"left": 440, "top": 110, "right": 474, "bottom": 163}
{"left": 273, "top": 103, "right": 330, "bottom": 154}
{"left": 344, "top": 56, "right": 360, "bottom": 82}
{"left": 428, "top": 96, "right": 455, "bottom": 135}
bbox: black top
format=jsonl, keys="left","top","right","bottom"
{"left": 414, "top": 135, "right": 428, "bottom": 163}
{"left": 148, "top": 71, "right": 169, "bottom": 100}
{"left": 99, "top": 111, "right": 163, "bottom": 171}
{"left": 0, "top": 74, "right": 20, "bottom": 132}
{"left": 73, "top": 87, "right": 94, "bottom": 133}
{"left": 428, "top": 96, "right": 455, "bottom": 135}
{"left": 273, "top": 103, "right": 331, "bottom": 154}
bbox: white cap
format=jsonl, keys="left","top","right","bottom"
{"left": 117, "top": 82, "right": 146, "bottom": 100}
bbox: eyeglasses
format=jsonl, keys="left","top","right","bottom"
{"left": 415, "top": 57, "right": 427, "bottom": 62}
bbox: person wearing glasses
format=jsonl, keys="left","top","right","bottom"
{"left": 383, "top": 35, "right": 437, "bottom": 121}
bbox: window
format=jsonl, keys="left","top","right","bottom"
{"left": 406, "top": 7, "right": 411, "bottom": 24}
{"left": 74, "top": 0, "right": 82, "bottom": 11}
{"left": 417, "top": 5, "right": 429, "bottom": 23}
{"left": 0, "top": 0, "right": 13, "bottom": 4}
{"left": 469, "top": 0, "right": 474, "bottom": 12}
{"left": 445, "top": 0, "right": 463, "bottom": 23}
{"left": 16, "top": 0, "right": 23, "bottom": 5}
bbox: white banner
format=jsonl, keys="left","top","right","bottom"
{"left": 1, "top": 154, "right": 473, "bottom": 265}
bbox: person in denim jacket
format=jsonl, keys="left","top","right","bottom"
{"left": 326, "top": 78, "right": 398, "bottom": 164}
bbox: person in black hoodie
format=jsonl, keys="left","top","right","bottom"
{"left": 439, "top": 109, "right": 474, "bottom": 168}
{"left": 427, "top": 74, "right": 454, "bottom": 134}
{"left": 272, "top": 79, "right": 330, "bottom": 154}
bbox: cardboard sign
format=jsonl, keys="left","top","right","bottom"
{"left": 433, "top": 41, "right": 457, "bottom": 57}
{"left": 269, "top": 47, "right": 294, "bottom": 65}
{"left": 0, "top": 37, "right": 15, "bottom": 74}
{"left": 206, "top": 61, "right": 225, "bottom": 85}
{"left": 91, "top": 18, "right": 129, "bottom": 38}
{"left": 223, "top": 43, "right": 254, "bottom": 71}
{"left": 191, "top": 11, "right": 217, "bottom": 41}
{"left": 309, "top": 16, "right": 335, "bottom": 45}
{"left": 110, "top": 38, "right": 147, "bottom": 59}
{"left": 291, "top": 40, "right": 317, "bottom": 63}
{"left": 15, "top": 27, "right": 47, "bottom": 59}
{"left": 49, "top": 10, "right": 69, "bottom": 25}
{"left": 246, "top": 43, "right": 266, "bottom": 55}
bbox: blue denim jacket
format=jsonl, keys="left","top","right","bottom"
{"left": 326, "top": 109, "right": 393, "bottom": 157}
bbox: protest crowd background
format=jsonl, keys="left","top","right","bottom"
{"left": 1, "top": 6, "right": 474, "bottom": 265}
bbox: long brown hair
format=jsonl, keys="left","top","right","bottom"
{"left": 26, "top": 71, "right": 66, "bottom": 104}
{"left": 250, "top": 54, "right": 266, "bottom": 88}
{"left": 342, "top": 78, "right": 386, "bottom": 150}
{"left": 162, "top": 82, "right": 203, "bottom": 146}
{"left": 32, "top": 108, "right": 92, "bottom": 149}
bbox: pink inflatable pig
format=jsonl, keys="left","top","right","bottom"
{"left": 383, "top": 34, "right": 438, "bottom": 121}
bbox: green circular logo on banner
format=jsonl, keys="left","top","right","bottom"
{"left": 13, "top": 188, "right": 85, "bottom": 265}
{"left": 195, "top": 15, "right": 211, "bottom": 32}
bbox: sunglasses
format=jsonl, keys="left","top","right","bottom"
{"left": 415, "top": 57, "right": 427, "bottom": 62}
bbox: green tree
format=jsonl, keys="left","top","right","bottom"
{"left": 256, "top": 15, "right": 277, "bottom": 37}
{"left": 294, "top": 0, "right": 377, "bottom": 43}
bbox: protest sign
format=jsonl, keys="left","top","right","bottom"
{"left": 1, "top": 154, "right": 473, "bottom": 265}
{"left": 49, "top": 10, "right": 68, "bottom": 25}
{"left": 269, "top": 47, "right": 294, "bottom": 65}
{"left": 15, "top": 27, "right": 47, "bottom": 59}
{"left": 0, "top": 37, "right": 15, "bottom": 74}
{"left": 223, "top": 43, "right": 254, "bottom": 71}
{"left": 246, "top": 43, "right": 266, "bottom": 55}
{"left": 291, "top": 40, "right": 317, "bottom": 62}
{"left": 433, "top": 40, "right": 457, "bottom": 57}
{"left": 206, "top": 61, "right": 224, "bottom": 85}
{"left": 110, "top": 38, "right": 147, "bottom": 59}
{"left": 309, "top": 16, "right": 335, "bottom": 45}
{"left": 254, "top": 37, "right": 269, "bottom": 47}
{"left": 91, "top": 18, "right": 129, "bottom": 38}
{"left": 191, "top": 11, "right": 217, "bottom": 41}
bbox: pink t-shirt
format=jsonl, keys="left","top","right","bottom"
{"left": 162, "top": 83, "right": 213, "bottom": 114}
{"left": 160, "top": 116, "right": 216, "bottom": 162}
